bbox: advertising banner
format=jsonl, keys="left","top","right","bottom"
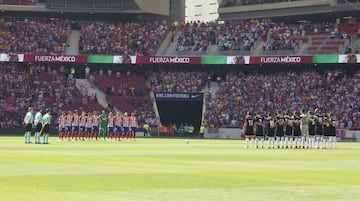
{"left": 201, "top": 56, "right": 227, "bottom": 64}
{"left": 154, "top": 92, "right": 203, "bottom": 102}
{"left": 338, "top": 54, "right": 360, "bottom": 63}
{"left": 0, "top": 53, "right": 24, "bottom": 62}
{"left": 23, "top": 54, "right": 87, "bottom": 63}
{"left": 87, "top": 55, "right": 113, "bottom": 64}
{"left": 136, "top": 56, "right": 201, "bottom": 64}
{"left": 312, "top": 55, "right": 339, "bottom": 64}
{"left": 249, "top": 56, "right": 312, "bottom": 64}
{"left": 226, "top": 56, "right": 250, "bottom": 64}
{"left": 113, "top": 55, "right": 137, "bottom": 64}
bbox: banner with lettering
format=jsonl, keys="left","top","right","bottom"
{"left": 136, "top": 56, "right": 201, "bottom": 64}
{"left": 23, "top": 55, "right": 87, "bottom": 63}
{"left": 154, "top": 92, "right": 203, "bottom": 102}
{"left": 249, "top": 56, "right": 312, "bottom": 64}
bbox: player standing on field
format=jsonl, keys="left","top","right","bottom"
{"left": 23, "top": 107, "right": 34, "bottom": 144}
{"left": 123, "top": 112, "right": 130, "bottom": 141}
{"left": 99, "top": 110, "right": 107, "bottom": 140}
{"left": 329, "top": 113, "right": 337, "bottom": 149}
{"left": 92, "top": 111, "right": 100, "bottom": 140}
{"left": 243, "top": 111, "right": 255, "bottom": 148}
{"left": 314, "top": 108, "right": 324, "bottom": 148}
{"left": 255, "top": 112, "right": 265, "bottom": 149}
{"left": 79, "top": 111, "right": 87, "bottom": 141}
{"left": 129, "top": 112, "right": 138, "bottom": 141}
{"left": 71, "top": 110, "right": 80, "bottom": 141}
{"left": 41, "top": 109, "right": 52, "bottom": 144}
{"left": 292, "top": 111, "right": 302, "bottom": 148}
{"left": 275, "top": 110, "right": 285, "bottom": 148}
{"left": 323, "top": 113, "right": 331, "bottom": 148}
{"left": 107, "top": 112, "right": 115, "bottom": 141}
{"left": 115, "top": 112, "right": 123, "bottom": 141}
{"left": 266, "top": 112, "right": 276, "bottom": 149}
{"left": 34, "top": 109, "right": 43, "bottom": 144}
{"left": 300, "top": 110, "right": 310, "bottom": 148}
{"left": 85, "top": 112, "right": 93, "bottom": 140}
{"left": 58, "top": 111, "right": 66, "bottom": 141}
{"left": 284, "top": 112, "right": 293, "bottom": 149}
{"left": 65, "top": 111, "right": 72, "bottom": 141}
{"left": 308, "top": 111, "right": 316, "bottom": 148}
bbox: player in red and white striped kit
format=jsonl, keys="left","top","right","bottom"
{"left": 85, "top": 112, "right": 93, "bottom": 140}
{"left": 115, "top": 112, "right": 123, "bottom": 141}
{"left": 58, "top": 111, "right": 66, "bottom": 141}
{"left": 65, "top": 111, "right": 73, "bottom": 141}
{"left": 107, "top": 112, "right": 116, "bottom": 141}
{"left": 71, "top": 110, "right": 80, "bottom": 141}
{"left": 123, "top": 112, "right": 130, "bottom": 141}
{"left": 92, "top": 111, "right": 100, "bottom": 140}
{"left": 129, "top": 112, "right": 138, "bottom": 141}
{"left": 79, "top": 110, "right": 87, "bottom": 141}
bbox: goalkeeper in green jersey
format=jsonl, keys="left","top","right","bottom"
{"left": 99, "top": 110, "right": 107, "bottom": 140}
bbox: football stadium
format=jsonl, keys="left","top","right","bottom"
{"left": 0, "top": 0, "right": 360, "bottom": 200}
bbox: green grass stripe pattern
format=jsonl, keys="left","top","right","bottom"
{"left": 0, "top": 137, "right": 359, "bottom": 201}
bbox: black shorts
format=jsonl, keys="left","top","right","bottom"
{"left": 267, "top": 128, "right": 275, "bottom": 137}
{"left": 24, "top": 123, "right": 32, "bottom": 132}
{"left": 35, "top": 123, "right": 42, "bottom": 132}
{"left": 330, "top": 127, "right": 336, "bottom": 137}
{"left": 256, "top": 126, "right": 263, "bottom": 136}
{"left": 42, "top": 124, "right": 50, "bottom": 134}
{"left": 276, "top": 127, "right": 284, "bottom": 137}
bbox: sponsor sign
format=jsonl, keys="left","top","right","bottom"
{"left": 136, "top": 56, "right": 201, "bottom": 64}
{"left": 23, "top": 54, "right": 87, "bottom": 63}
{"left": 154, "top": 92, "right": 203, "bottom": 101}
{"left": 0, "top": 53, "right": 24, "bottom": 62}
{"left": 227, "top": 56, "right": 250, "bottom": 64}
{"left": 249, "top": 56, "right": 312, "bottom": 64}
{"left": 338, "top": 54, "right": 360, "bottom": 63}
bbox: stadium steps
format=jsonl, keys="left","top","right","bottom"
{"left": 162, "top": 31, "right": 182, "bottom": 56}
{"left": 65, "top": 30, "right": 80, "bottom": 55}
{"left": 350, "top": 37, "right": 360, "bottom": 53}
{"left": 75, "top": 78, "right": 119, "bottom": 112}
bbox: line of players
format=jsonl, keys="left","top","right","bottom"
{"left": 58, "top": 110, "right": 138, "bottom": 141}
{"left": 243, "top": 109, "right": 337, "bottom": 149}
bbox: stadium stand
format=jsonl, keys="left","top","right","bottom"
{"left": 149, "top": 70, "right": 208, "bottom": 92}
{"left": 0, "top": 63, "right": 103, "bottom": 128}
{"left": 0, "top": 18, "right": 71, "bottom": 54}
{"left": 79, "top": 21, "right": 170, "bottom": 55}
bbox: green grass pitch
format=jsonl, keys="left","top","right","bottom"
{"left": 1, "top": 136, "right": 360, "bottom": 201}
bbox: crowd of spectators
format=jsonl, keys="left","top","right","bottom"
{"left": 176, "top": 21, "right": 216, "bottom": 52}
{"left": 149, "top": 70, "right": 208, "bottom": 93}
{"left": 79, "top": 20, "right": 169, "bottom": 56}
{"left": 0, "top": 63, "right": 101, "bottom": 128}
{"left": 204, "top": 70, "right": 360, "bottom": 129}
{"left": 217, "top": 19, "right": 268, "bottom": 51}
{"left": 175, "top": 15, "right": 358, "bottom": 54}
{"left": 0, "top": 18, "right": 71, "bottom": 54}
